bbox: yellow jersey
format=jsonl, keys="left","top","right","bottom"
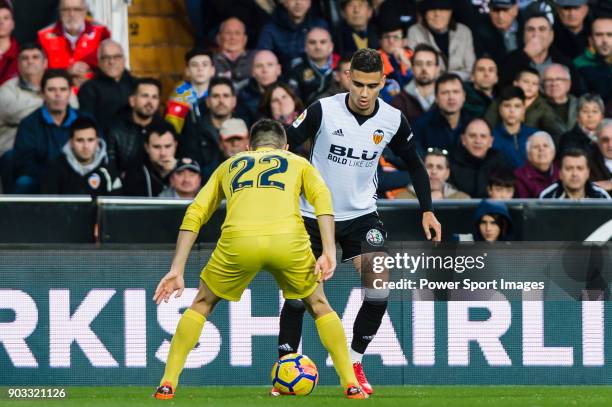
{"left": 180, "top": 147, "right": 333, "bottom": 237}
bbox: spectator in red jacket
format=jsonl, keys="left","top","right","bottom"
{"left": 0, "top": 1, "right": 18, "bottom": 86}
{"left": 37, "top": 0, "right": 110, "bottom": 87}
{"left": 514, "top": 131, "right": 559, "bottom": 198}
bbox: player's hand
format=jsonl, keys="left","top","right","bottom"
{"left": 315, "top": 253, "right": 337, "bottom": 281}
{"left": 153, "top": 269, "right": 185, "bottom": 305}
{"left": 422, "top": 211, "right": 442, "bottom": 242}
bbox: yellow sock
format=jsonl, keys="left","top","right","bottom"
{"left": 160, "top": 308, "right": 206, "bottom": 388}
{"left": 315, "top": 311, "right": 358, "bottom": 388}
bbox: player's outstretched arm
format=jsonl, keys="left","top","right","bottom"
{"left": 153, "top": 230, "right": 197, "bottom": 304}
{"left": 315, "top": 214, "right": 337, "bottom": 281}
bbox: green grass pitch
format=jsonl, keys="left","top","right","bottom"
{"left": 2, "top": 386, "right": 612, "bottom": 407}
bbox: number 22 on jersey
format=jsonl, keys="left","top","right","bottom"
{"left": 229, "top": 155, "right": 288, "bottom": 194}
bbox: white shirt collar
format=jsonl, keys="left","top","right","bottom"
{"left": 64, "top": 24, "right": 85, "bottom": 49}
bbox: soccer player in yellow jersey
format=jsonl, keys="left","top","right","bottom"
{"left": 153, "top": 119, "right": 368, "bottom": 400}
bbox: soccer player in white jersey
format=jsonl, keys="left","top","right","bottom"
{"left": 277, "top": 48, "right": 442, "bottom": 395}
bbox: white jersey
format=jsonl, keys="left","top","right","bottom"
{"left": 287, "top": 93, "right": 415, "bottom": 221}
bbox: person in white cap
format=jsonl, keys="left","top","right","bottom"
{"left": 218, "top": 117, "right": 249, "bottom": 158}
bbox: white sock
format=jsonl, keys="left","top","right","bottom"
{"left": 350, "top": 348, "right": 363, "bottom": 364}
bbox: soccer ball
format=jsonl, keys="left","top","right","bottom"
{"left": 271, "top": 353, "right": 319, "bottom": 395}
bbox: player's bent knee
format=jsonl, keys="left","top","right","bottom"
{"left": 303, "top": 293, "right": 332, "bottom": 318}
{"left": 190, "top": 281, "right": 222, "bottom": 317}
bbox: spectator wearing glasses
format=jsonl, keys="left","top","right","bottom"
{"left": 542, "top": 63, "right": 577, "bottom": 133}
{"left": 500, "top": 12, "right": 584, "bottom": 95}
{"left": 486, "top": 68, "right": 564, "bottom": 142}
{"left": 37, "top": 0, "right": 111, "bottom": 87}
{"left": 77, "top": 39, "right": 136, "bottom": 132}
{"left": 393, "top": 147, "right": 470, "bottom": 200}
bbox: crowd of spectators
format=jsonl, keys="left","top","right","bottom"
{"left": 0, "top": 0, "right": 611, "bottom": 205}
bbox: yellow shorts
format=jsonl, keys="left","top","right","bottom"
{"left": 201, "top": 233, "right": 319, "bottom": 301}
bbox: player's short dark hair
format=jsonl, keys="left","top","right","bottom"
{"left": 70, "top": 116, "right": 98, "bottom": 139}
{"left": 209, "top": 77, "right": 235, "bottom": 96}
{"left": 487, "top": 168, "right": 515, "bottom": 188}
{"left": 41, "top": 69, "right": 71, "bottom": 91}
{"left": 559, "top": 148, "right": 589, "bottom": 166}
{"left": 336, "top": 53, "right": 353, "bottom": 71}
{"left": 434, "top": 72, "right": 463, "bottom": 95}
{"left": 184, "top": 48, "right": 213, "bottom": 64}
{"left": 514, "top": 66, "right": 540, "bottom": 82}
{"left": 19, "top": 43, "right": 46, "bottom": 58}
{"left": 145, "top": 120, "right": 177, "bottom": 144}
{"left": 499, "top": 86, "right": 525, "bottom": 103}
{"left": 132, "top": 77, "right": 162, "bottom": 96}
{"left": 250, "top": 119, "right": 286, "bottom": 149}
{"left": 350, "top": 48, "right": 383, "bottom": 74}
{"left": 412, "top": 43, "right": 440, "bottom": 66}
